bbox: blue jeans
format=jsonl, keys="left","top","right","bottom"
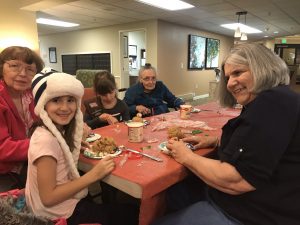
{"left": 151, "top": 199, "right": 243, "bottom": 225}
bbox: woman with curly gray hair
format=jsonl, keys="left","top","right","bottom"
{"left": 152, "top": 43, "right": 300, "bottom": 225}
{"left": 218, "top": 43, "right": 290, "bottom": 107}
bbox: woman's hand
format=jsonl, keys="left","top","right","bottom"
{"left": 167, "top": 139, "right": 194, "bottom": 165}
{"left": 167, "top": 135, "right": 219, "bottom": 164}
{"left": 136, "top": 105, "right": 151, "bottom": 115}
{"left": 182, "top": 135, "right": 218, "bottom": 149}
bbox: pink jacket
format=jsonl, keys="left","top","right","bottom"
{"left": 0, "top": 80, "right": 37, "bottom": 174}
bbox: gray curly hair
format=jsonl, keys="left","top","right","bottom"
{"left": 218, "top": 43, "right": 290, "bottom": 107}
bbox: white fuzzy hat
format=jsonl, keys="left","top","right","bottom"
{"left": 32, "top": 68, "right": 87, "bottom": 199}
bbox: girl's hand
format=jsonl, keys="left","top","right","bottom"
{"left": 80, "top": 140, "right": 90, "bottom": 152}
{"left": 99, "top": 113, "right": 118, "bottom": 124}
{"left": 106, "top": 115, "right": 118, "bottom": 125}
{"left": 90, "top": 156, "right": 115, "bottom": 181}
{"left": 82, "top": 123, "right": 92, "bottom": 140}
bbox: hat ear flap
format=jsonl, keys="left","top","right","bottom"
{"left": 72, "top": 107, "right": 83, "bottom": 166}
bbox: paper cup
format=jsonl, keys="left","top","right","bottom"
{"left": 127, "top": 122, "right": 144, "bottom": 142}
{"left": 180, "top": 104, "right": 192, "bottom": 119}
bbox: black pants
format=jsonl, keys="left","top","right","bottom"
{"left": 67, "top": 197, "right": 139, "bottom": 225}
{"left": 0, "top": 164, "right": 27, "bottom": 192}
{"left": 165, "top": 174, "right": 207, "bottom": 213}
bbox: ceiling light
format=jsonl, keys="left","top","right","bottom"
{"left": 233, "top": 12, "right": 242, "bottom": 38}
{"left": 234, "top": 26, "right": 241, "bottom": 38}
{"left": 221, "top": 11, "right": 262, "bottom": 40}
{"left": 221, "top": 23, "right": 262, "bottom": 34}
{"left": 240, "top": 32, "right": 248, "bottom": 41}
{"left": 36, "top": 18, "right": 79, "bottom": 27}
{"left": 136, "top": 0, "right": 194, "bottom": 11}
{"left": 240, "top": 12, "right": 248, "bottom": 41}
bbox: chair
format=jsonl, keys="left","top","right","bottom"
{"left": 0, "top": 189, "right": 101, "bottom": 225}
{"left": 76, "top": 69, "right": 104, "bottom": 88}
{"left": 81, "top": 88, "right": 96, "bottom": 113}
{"left": 118, "top": 88, "right": 127, "bottom": 92}
{"left": 0, "top": 189, "right": 67, "bottom": 225}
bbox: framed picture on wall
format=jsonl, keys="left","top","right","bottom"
{"left": 49, "top": 47, "right": 57, "bottom": 63}
{"left": 188, "top": 34, "right": 206, "bottom": 70}
{"left": 205, "top": 38, "right": 220, "bottom": 69}
{"left": 129, "top": 45, "right": 137, "bottom": 56}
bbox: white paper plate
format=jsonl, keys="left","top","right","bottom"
{"left": 83, "top": 148, "right": 122, "bottom": 159}
{"left": 86, "top": 133, "right": 101, "bottom": 143}
{"left": 158, "top": 142, "right": 171, "bottom": 155}
{"left": 191, "top": 108, "right": 201, "bottom": 113}
{"left": 125, "top": 120, "right": 149, "bottom": 126}
{"left": 158, "top": 141, "right": 195, "bottom": 155}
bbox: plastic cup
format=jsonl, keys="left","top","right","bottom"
{"left": 180, "top": 104, "right": 192, "bottom": 119}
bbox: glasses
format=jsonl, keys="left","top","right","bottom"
{"left": 142, "top": 77, "right": 157, "bottom": 82}
{"left": 5, "top": 61, "right": 37, "bottom": 76}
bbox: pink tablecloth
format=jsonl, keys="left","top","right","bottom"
{"left": 79, "top": 101, "right": 241, "bottom": 225}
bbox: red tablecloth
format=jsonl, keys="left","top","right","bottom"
{"left": 79, "top": 101, "right": 241, "bottom": 225}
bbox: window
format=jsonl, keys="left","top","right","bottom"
{"left": 62, "top": 53, "right": 111, "bottom": 75}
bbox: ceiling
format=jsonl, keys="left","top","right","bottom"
{"left": 21, "top": 0, "right": 300, "bottom": 41}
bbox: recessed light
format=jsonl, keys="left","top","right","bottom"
{"left": 136, "top": 0, "right": 194, "bottom": 11}
{"left": 36, "top": 18, "right": 79, "bottom": 27}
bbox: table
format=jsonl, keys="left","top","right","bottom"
{"left": 78, "top": 101, "right": 241, "bottom": 225}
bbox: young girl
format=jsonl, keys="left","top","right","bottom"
{"left": 25, "top": 68, "right": 138, "bottom": 225}
{"left": 84, "top": 71, "right": 130, "bottom": 129}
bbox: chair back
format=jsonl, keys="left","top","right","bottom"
{"left": 76, "top": 69, "right": 104, "bottom": 88}
{"left": 81, "top": 88, "right": 96, "bottom": 113}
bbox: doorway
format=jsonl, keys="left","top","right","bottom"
{"left": 119, "top": 29, "right": 146, "bottom": 93}
{"left": 275, "top": 44, "right": 300, "bottom": 77}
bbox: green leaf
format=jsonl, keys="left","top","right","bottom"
{"left": 192, "top": 129, "right": 203, "bottom": 134}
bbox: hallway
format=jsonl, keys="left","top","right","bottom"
{"left": 290, "top": 72, "right": 300, "bottom": 94}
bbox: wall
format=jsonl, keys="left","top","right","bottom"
{"left": 39, "top": 19, "right": 234, "bottom": 98}
{"left": 38, "top": 20, "right": 157, "bottom": 88}
{"left": 1, "top": 1, "right": 39, "bottom": 52}
{"left": 157, "top": 20, "right": 233, "bottom": 97}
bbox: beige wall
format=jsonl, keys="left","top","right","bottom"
{"left": 157, "top": 20, "right": 233, "bottom": 97}
{"left": 1, "top": 1, "right": 39, "bottom": 52}
{"left": 39, "top": 20, "right": 158, "bottom": 88}
{"left": 39, "top": 19, "right": 234, "bottom": 97}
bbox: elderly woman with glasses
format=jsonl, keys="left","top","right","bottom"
{"left": 124, "top": 63, "right": 184, "bottom": 118}
{"left": 0, "top": 46, "right": 44, "bottom": 192}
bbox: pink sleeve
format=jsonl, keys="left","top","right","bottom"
{"left": 30, "top": 129, "right": 61, "bottom": 163}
